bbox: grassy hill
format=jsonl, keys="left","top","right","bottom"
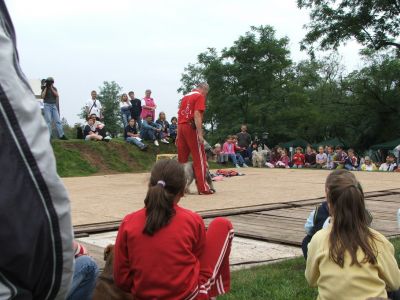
{"left": 52, "top": 139, "right": 178, "bottom": 177}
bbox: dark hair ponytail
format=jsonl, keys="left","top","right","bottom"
{"left": 143, "top": 159, "right": 186, "bottom": 236}
{"left": 326, "top": 170, "right": 378, "bottom": 267}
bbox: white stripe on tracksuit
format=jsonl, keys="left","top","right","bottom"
{"left": 199, "top": 229, "right": 235, "bottom": 294}
{"left": 196, "top": 128, "right": 210, "bottom": 192}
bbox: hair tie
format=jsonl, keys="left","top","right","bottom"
{"left": 157, "top": 180, "right": 166, "bottom": 187}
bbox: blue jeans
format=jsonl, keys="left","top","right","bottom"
{"left": 228, "top": 154, "right": 245, "bottom": 166}
{"left": 121, "top": 109, "right": 131, "bottom": 128}
{"left": 43, "top": 103, "right": 64, "bottom": 138}
{"left": 141, "top": 125, "right": 161, "bottom": 141}
{"left": 126, "top": 137, "right": 146, "bottom": 148}
{"left": 67, "top": 256, "right": 99, "bottom": 300}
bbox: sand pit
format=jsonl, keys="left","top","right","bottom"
{"left": 63, "top": 169, "right": 400, "bottom": 226}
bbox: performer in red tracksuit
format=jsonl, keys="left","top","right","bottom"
{"left": 177, "top": 83, "right": 212, "bottom": 194}
{"left": 113, "top": 159, "right": 234, "bottom": 300}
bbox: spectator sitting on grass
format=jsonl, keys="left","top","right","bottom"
{"left": 83, "top": 117, "right": 104, "bottom": 141}
{"left": 361, "top": 156, "right": 377, "bottom": 171}
{"left": 222, "top": 135, "right": 248, "bottom": 168}
{"left": 67, "top": 241, "right": 99, "bottom": 300}
{"left": 156, "top": 112, "right": 170, "bottom": 144}
{"left": 344, "top": 148, "right": 358, "bottom": 171}
{"left": 316, "top": 146, "right": 327, "bottom": 169}
{"left": 120, "top": 93, "right": 132, "bottom": 128}
{"left": 232, "top": 135, "right": 247, "bottom": 164}
{"left": 305, "top": 145, "right": 316, "bottom": 168}
{"left": 292, "top": 147, "right": 305, "bottom": 169}
{"left": 379, "top": 154, "right": 398, "bottom": 172}
{"left": 141, "top": 115, "right": 162, "bottom": 147}
{"left": 305, "top": 170, "right": 400, "bottom": 300}
{"left": 334, "top": 145, "right": 347, "bottom": 169}
{"left": 266, "top": 146, "right": 282, "bottom": 168}
{"left": 125, "top": 119, "right": 148, "bottom": 151}
{"left": 324, "top": 145, "right": 336, "bottom": 169}
{"left": 88, "top": 114, "right": 110, "bottom": 140}
{"left": 169, "top": 116, "right": 178, "bottom": 143}
{"left": 275, "top": 148, "right": 290, "bottom": 168}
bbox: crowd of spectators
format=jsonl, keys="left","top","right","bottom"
{"left": 82, "top": 89, "right": 177, "bottom": 150}
{"left": 210, "top": 125, "right": 399, "bottom": 172}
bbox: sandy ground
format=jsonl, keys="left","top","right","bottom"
{"left": 63, "top": 168, "right": 400, "bottom": 226}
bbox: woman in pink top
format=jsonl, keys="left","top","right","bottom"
{"left": 141, "top": 89, "right": 157, "bottom": 120}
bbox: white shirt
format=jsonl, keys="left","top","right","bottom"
{"left": 85, "top": 99, "right": 102, "bottom": 118}
{"left": 119, "top": 101, "right": 131, "bottom": 109}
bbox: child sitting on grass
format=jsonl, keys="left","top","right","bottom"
{"left": 333, "top": 145, "right": 347, "bottom": 169}
{"left": 344, "top": 148, "right": 358, "bottom": 171}
{"left": 292, "top": 147, "right": 305, "bottom": 168}
{"left": 113, "top": 159, "right": 234, "bottom": 299}
{"left": 169, "top": 117, "right": 178, "bottom": 143}
{"left": 275, "top": 148, "right": 290, "bottom": 168}
{"left": 305, "top": 170, "right": 400, "bottom": 300}
{"left": 324, "top": 145, "right": 336, "bottom": 170}
{"left": 305, "top": 145, "right": 316, "bottom": 168}
{"left": 83, "top": 118, "right": 103, "bottom": 141}
{"left": 316, "top": 146, "right": 328, "bottom": 169}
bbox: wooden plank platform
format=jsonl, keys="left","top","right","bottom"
{"left": 204, "top": 193, "right": 400, "bottom": 246}
{"left": 74, "top": 190, "right": 400, "bottom": 247}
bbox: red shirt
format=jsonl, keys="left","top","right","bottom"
{"left": 292, "top": 153, "right": 305, "bottom": 166}
{"left": 178, "top": 90, "right": 206, "bottom": 124}
{"left": 114, "top": 204, "right": 206, "bottom": 300}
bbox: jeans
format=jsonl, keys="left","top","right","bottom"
{"left": 121, "top": 109, "right": 131, "bottom": 128}
{"left": 126, "top": 137, "right": 146, "bottom": 148}
{"left": 141, "top": 125, "right": 161, "bottom": 141}
{"left": 67, "top": 256, "right": 99, "bottom": 300}
{"left": 43, "top": 103, "right": 64, "bottom": 138}
{"left": 228, "top": 153, "right": 245, "bottom": 166}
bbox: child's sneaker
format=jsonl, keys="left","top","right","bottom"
{"left": 243, "top": 163, "right": 249, "bottom": 168}
{"left": 154, "top": 140, "right": 159, "bottom": 147}
{"left": 235, "top": 164, "right": 241, "bottom": 168}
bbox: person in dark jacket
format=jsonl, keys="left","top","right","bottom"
{"left": 129, "top": 91, "right": 142, "bottom": 129}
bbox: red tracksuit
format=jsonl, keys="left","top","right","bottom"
{"left": 113, "top": 204, "right": 234, "bottom": 299}
{"left": 177, "top": 90, "right": 210, "bottom": 194}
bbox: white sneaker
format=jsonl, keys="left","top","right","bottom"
{"left": 243, "top": 163, "right": 249, "bottom": 168}
{"left": 154, "top": 140, "right": 159, "bottom": 147}
{"left": 161, "top": 138, "right": 169, "bottom": 144}
{"left": 104, "top": 136, "right": 112, "bottom": 141}
{"left": 235, "top": 164, "right": 241, "bottom": 168}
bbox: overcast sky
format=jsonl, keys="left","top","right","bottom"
{"left": 5, "top": 0, "right": 362, "bottom": 125}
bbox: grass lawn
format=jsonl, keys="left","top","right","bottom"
{"left": 221, "top": 238, "right": 400, "bottom": 300}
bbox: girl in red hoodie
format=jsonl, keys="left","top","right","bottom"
{"left": 292, "top": 146, "right": 305, "bottom": 168}
{"left": 113, "top": 159, "right": 234, "bottom": 299}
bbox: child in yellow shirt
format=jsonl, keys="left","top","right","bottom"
{"left": 305, "top": 169, "right": 400, "bottom": 300}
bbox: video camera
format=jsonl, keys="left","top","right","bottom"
{"left": 41, "top": 77, "right": 54, "bottom": 90}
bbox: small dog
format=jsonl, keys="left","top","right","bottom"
{"left": 252, "top": 149, "right": 271, "bottom": 168}
{"left": 92, "top": 244, "right": 134, "bottom": 300}
{"left": 184, "top": 162, "right": 215, "bottom": 194}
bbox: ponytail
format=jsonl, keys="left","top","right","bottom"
{"left": 142, "top": 160, "right": 186, "bottom": 236}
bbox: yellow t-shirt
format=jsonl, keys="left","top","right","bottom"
{"left": 305, "top": 226, "right": 400, "bottom": 300}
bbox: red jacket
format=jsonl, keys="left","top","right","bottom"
{"left": 114, "top": 204, "right": 207, "bottom": 300}
{"left": 292, "top": 153, "right": 305, "bottom": 166}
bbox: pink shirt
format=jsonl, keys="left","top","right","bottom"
{"left": 141, "top": 97, "right": 156, "bottom": 120}
{"left": 222, "top": 142, "right": 235, "bottom": 154}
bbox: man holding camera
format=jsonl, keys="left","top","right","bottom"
{"left": 41, "top": 77, "right": 67, "bottom": 140}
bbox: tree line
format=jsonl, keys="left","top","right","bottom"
{"left": 178, "top": 24, "right": 399, "bottom": 151}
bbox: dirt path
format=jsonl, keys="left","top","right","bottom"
{"left": 63, "top": 169, "right": 400, "bottom": 226}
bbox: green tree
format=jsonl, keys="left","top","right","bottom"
{"left": 298, "top": 0, "right": 400, "bottom": 53}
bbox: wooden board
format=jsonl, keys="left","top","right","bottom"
{"left": 204, "top": 192, "right": 400, "bottom": 246}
